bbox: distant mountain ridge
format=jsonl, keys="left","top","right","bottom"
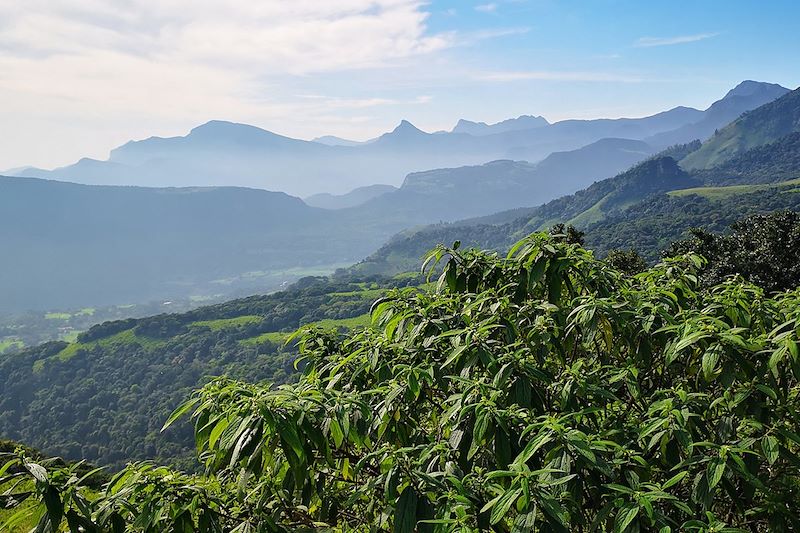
{"left": 451, "top": 115, "right": 549, "bottom": 135}
{"left": 0, "top": 177, "right": 346, "bottom": 312}
{"left": 0, "top": 136, "right": 661, "bottom": 312}
{"left": 311, "top": 135, "right": 367, "bottom": 147}
{"left": 305, "top": 184, "right": 397, "bottom": 209}
{"left": 13, "top": 81, "right": 788, "bottom": 196}
{"left": 682, "top": 86, "right": 800, "bottom": 169}
{"left": 350, "top": 85, "right": 800, "bottom": 275}
{"left": 646, "top": 81, "right": 790, "bottom": 148}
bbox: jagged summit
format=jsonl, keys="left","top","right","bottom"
{"left": 452, "top": 115, "right": 549, "bottom": 136}
{"left": 391, "top": 120, "right": 425, "bottom": 135}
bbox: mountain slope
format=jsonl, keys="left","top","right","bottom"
{"left": 351, "top": 155, "right": 701, "bottom": 274}
{"left": 682, "top": 86, "right": 800, "bottom": 169}
{"left": 311, "top": 135, "right": 366, "bottom": 147}
{"left": 647, "top": 80, "right": 791, "bottom": 148}
{"left": 345, "top": 137, "right": 657, "bottom": 224}
{"left": 694, "top": 131, "right": 800, "bottom": 185}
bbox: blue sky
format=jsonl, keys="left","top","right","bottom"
{"left": 0, "top": 0, "right": 798, "bottom": 169}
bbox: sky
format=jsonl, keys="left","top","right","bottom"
{"left": 1, "top": 0, "right": 799, "bottom": 170}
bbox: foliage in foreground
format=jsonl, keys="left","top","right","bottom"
{"left": 5, "top": 234, "right": 800, "bottom": 531}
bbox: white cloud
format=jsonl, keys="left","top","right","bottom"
{"left": 0, "top": 0, "right": 455, "bottom": 167}
{"left": 475, "top": 3, "right": 498, "bottom": 13}
{"left": 0, "top": 1, "right": 454, "bottom": 74}
{"left": 634, "top": 33, "right": 719, "bottom": 48}
{"left": 477, "top": 70, "right": 645, "bottom": 83}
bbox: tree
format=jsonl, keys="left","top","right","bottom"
{"left": 665, "top": 210, "right": 800, "bottom": 292}
{"left": 549, "top": 223, "right": 585, "bottom": 245}
{"left": 6, "top": 233, "right": 800, "bottom": 531}
{"left": 604, "top": 249, "right": 647, "bottom": 275}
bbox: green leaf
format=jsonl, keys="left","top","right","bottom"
{"left": 662, "top": 471, "right": 688, "bottom": 490}
{"left": 707, "top": 457, "right": 726, "bottom": 489}
{"left": 394, "top": 488, "right": 418, "bottom": 533}
{"left": 24, "top": 462, "right": 48, "bottom": 483}
{"left": 329, "top": 418, "right": 344, "bottom": 448}
{"left": 512, "top": 511, "right": 537, "bottom": 533}
{"left": 42, "top": 486, "right": 63, "bottom": 531}
{"left": 490, "top": 488, "right": 522, "bottom": 525}
{"left": 701, "top": 348, "right": 720, "bottom": 381}
{"left": 161, "top": 397, "right": 200, "bottom": 432}
{"left": 614, "top": 503, "right": 639, "bottom": 532}
{"left": 762, "top": 435, "right": 779, "bottom": 465}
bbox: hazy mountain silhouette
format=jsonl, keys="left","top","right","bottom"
{"left": 311, "top": 135, "right": 367, "bottom": 147}
{"left": 646, "top": 81, "right": 790, "bottom": 147}
{"left": 682, "top": 85, "right": 800, "bottom": 169}
{"left": 305, "top": 184, "right": 397, "bottom": 209}
{"left": 451, "top": 115, "right": 549, "bottom": 135}
{"left": 13, "top": 82, "right": 788, "bottom": 197}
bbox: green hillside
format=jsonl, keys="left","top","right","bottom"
{"left": 682, "top": 87, "right": 800, "bottom": 170}
{"left": 667, "top": 177, "right": 800, "bottom": 200}
{"left": 584, "top": 183, "right": 800, "bottom": 261}
{"left": 350, "top": 154, "right": 702, "bottom": 275}
{"left": 0, "top": 275, "right": 422, "bottom": 469}
{"left": 693, "top": 131, "right": 800, "bottom": 185}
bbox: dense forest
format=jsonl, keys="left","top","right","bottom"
{"left": 5, "top": 230, "right": 800, "bottom": 531}
{"left": 0, "top": 275, "right": 421, "bottom": 469}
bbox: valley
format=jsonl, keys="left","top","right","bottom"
{"left": 2, "top": 81, "right": 792, "bottom": 316}
{"left": 3, "top": 79, "right": 800, "bottom": 532}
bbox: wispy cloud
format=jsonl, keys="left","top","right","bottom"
{"left": 477, "top": 70, "right": 645, "bottom": 83}
{"left": 295, "top": 94, "right": 432, "bottom": 108}
{"left": 634, "top": 32, "right": 719, "bottom": 48}
{"left": 461, "top": 26, "right": 530, "bottom": 44}
{"left": 475, "top": 3, "right": 498, "bottom": 13}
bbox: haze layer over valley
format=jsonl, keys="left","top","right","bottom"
{"left": 1, "top": 81, "right": 792, "bottom": 314}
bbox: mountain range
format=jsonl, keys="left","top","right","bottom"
{"left": 351, "top": 86, "right": 800, "bottom": 276}
{"left": 0, "top": 134, "right": 663, "bottom": 312}
{"left": 13, "top": 81, "right": 788, "bottom": 197}
{"left": 1, "top": 81, "right": 795, "bottom": 314}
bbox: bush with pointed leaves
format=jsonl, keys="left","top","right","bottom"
{"left": 5, "top": 233, "right": 800, "bottom": 532}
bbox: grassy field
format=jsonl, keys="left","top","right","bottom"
{"left": 330, "top": 288, "right": 386, "bottom": 298}
{"left": 240, "top": 313, "right": 373, "bottom": 347}
{"left": 240, "top": 331, "right": 292, "bottom": 346}
{"left": 60, "top": 331, "right": 81, "bottom": 343}
{"left": 308, "top": 314, "right": 372, "bottom": 330}
{"left": 190, "top": 315, "right": 262, "bottom": 331}
{"left": 32, "top": 328, "right": 167, "bottom": 372}
{"left": 668, "top": 178, "right": 800, "bottom": 200}
{"left": 44, "top": 307, "right": 96, "bottom": 321}
{"left": 0, "top": 338, "right": 24, "bottom": 354}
